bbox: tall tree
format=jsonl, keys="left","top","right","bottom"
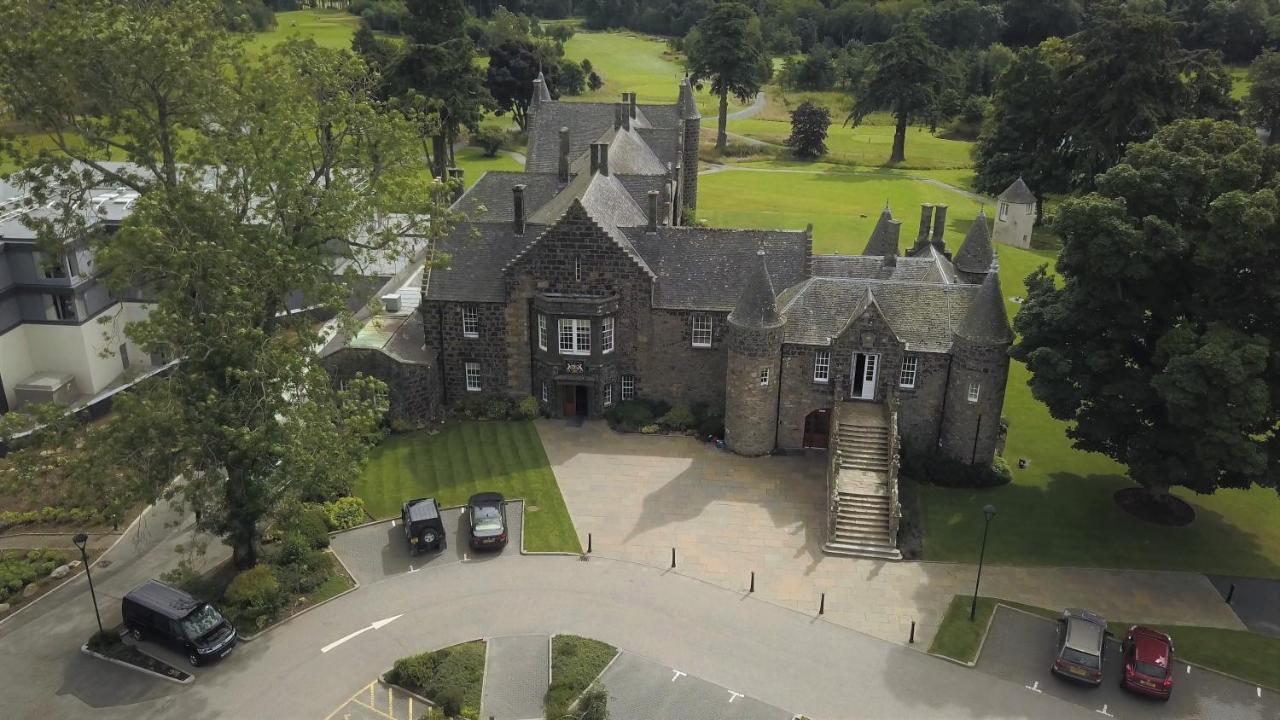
{"left": 684, "top": 1, "right": 771, "bottom": 153}
{"left": 999, "top": 0, "right": 1083, "bottom": 47}
{"left": 485, "top": 38, "right": 561, "bottom": 131}
{"left": 0, "top": 0, "right": 454, "bottom": 568}
{"left": 787, "top": 101, "right": 830, "bottom": 159}
{"left": 1012, "top": 119, "right": 1279, "bottom": 507}
{"left": 846, "top": 23, "right": 946, "bottom": 164}
{"left": 1244, "top": 50, "right": 1280, "bottom": 144}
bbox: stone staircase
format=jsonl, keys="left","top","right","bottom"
{"left": 823, "top": 405, "right": 902, "bottom": 560}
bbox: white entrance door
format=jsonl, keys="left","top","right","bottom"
{"left": 852, "top": 353, "right": 879, "bottom": 400}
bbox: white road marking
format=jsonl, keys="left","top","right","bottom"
{"left": 670, "top": 669, "right": 686, "bottom": 682}
{"left": 391, "top": 520, "right": 395, "bottom": 527}
{"left": 407, "top": 564, "right": 419, "bottom": 573}
{"left": 728, "top": 691, "right": 743, "bottom": 703}
{"left": 1259, "top": 687, "right": 1264, "bottom": 698}
{"left": 1186, "top": 665, "right": 1191, "bottom": 674}
{"left": 320, "top": 615, "right": 404, "bottom": 653}
{"left": 1095, "top": 704, "right": 1113, "bottom": 717}
{"left": 1024, "top": 681, "right": 1041, "bottom": 693}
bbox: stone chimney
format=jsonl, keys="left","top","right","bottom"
{"left": 628, "top": 92, "right": 637, "bottom": 119}
{"left": 916, "top": 203, "right": 934, "bottom": 246}
{"left": 647, "top": 190, "right": 659, "bottom": 232}
{"left": 557, "top": 127, "right": 570, "bottom": 184}
{"left": 595, "top": 142, "right": 609, "bottom": 176}
{"left": 513, "top": 184, "right": 526, "bottom": 236}
{"left": 616, "top": 98, "right": 630, "bottom": 131}
{"left": 589, "top": 144, "right": 600, "bottom": 175}
{"left": 931, "top": 204, "right": 949, "bottom": 249}
{"left": 614, "top": 103, "right": 624, "bottom": 130}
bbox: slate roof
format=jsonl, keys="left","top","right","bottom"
{"left": 423, "top": 222, "right": 546, "bottom": 302}
{"left": 777, "top": 277, "right": 980, "bottom": 351}
{"left": 615, "top": 174, "right": 670, "bottom": 213}
{"left": 953, "top": 211, "right": 994, "bottom": 274}
{"left": 453, "top": 172, "right": 564, "bottom": 222}
{"left": 810, "top": 255, "right": 941, "bottom": 282}
{"left": 527, "top": 103, "right": 618, "bottom": 173}
{"left": 604, "top": 127, "right": 668, "bottom": 175}
{"left": 728, "top": 250, "right": 783, "bottom": 329}
{"left": 625, "top": 226, "right": 809, "bottom": 311}
{"left": 861, "top": 208, "right": 901, "bottom": 257}
{"left": 999, "top": 177, "right": 1036, "bottom": 204}
{"left": 956, "top": 271, "right": 1013, "bottom": 344}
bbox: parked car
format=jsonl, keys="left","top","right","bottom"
{"left": 401, "top": 497, "right": 446, "bottom": 554}
{"left": 122, "top": 579, "right": 237, "bottom": 667}
{"left": 467, "top": 492, "right": 508, "bottom": 550}
{"left": 1121, "top": 626, "right": 1174, "bottom": 700}
{"left": 1052, "top": 608, "right": 1109, "bottom": 686}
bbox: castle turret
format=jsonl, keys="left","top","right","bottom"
{"left": 861, "top": 207, "right": 901, "bottom": 264}
{"left": 677, "top": 77, "right": 701, "bottom": 219}
{"left": 724, "top": 250, "right": 785, "bottom": 456}
{"left": 992, "top": 177, "right": 1036, "bottom": 249}
{"left": 938, "top": 272, "right": 1013, "bottom": 465}
{"left": 530, "top": 71, "right": 552, "bottom": 123}
{"left": 953, "top": 210, "right": 994, "bottom": 284}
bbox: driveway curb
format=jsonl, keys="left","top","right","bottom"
{"left": 79, "top": 643, "right": 193, "bottom": 685}
{"left": 928, "top": 601, "right": 1003, "bottom": 667}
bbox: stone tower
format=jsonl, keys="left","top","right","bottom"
{"left": 677, "top": 77, "right": 701, "bottom": 219}
{"left": 992, "top": 177, "right": 1036, "bottom": 249}
{"left": 938, "top": 272, "right": 1013, "bottom": 465}
{"left": 724, "top": 250, "right": 785, "bottom": 456}
{"left": 952, "top": 210, "right": 995, "bottom": 285}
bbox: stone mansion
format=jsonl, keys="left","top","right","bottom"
{"left": 324, "top": 77, "right": 1013, "bottom": 558}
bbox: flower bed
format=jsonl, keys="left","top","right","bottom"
{"left": 0, "top": 548, "right": 69, "bottom": 605}
{"left": 385, "top": 640, "right": 487, "bottom": 719}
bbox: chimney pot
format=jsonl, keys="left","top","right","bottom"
{"left": 916, "top": 203, "right": 934, "bottom": 245}
{"left": 513, "top": 184, "right": 527, "bottom": 236}
{"left": 629, "top": 92, "right": 637, "bottom": 119}
{"left": 931, "top": 204, "right": 949, "bottom": 248}
{"left": 558, "top": 126, "right": 570, "bottom": 183}
{"left": 647, "top": 190, "right": 659, "bottom": 232}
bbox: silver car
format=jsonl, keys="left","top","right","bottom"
{"left": 1052, "top": 608, "right": 1109, "bottom": 686}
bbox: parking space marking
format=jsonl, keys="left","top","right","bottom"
{"left": 728, "top": 690, "right": 744, "bottom": 702}
{"left": 670, "top": 669, "right": 685, "bottom": 682}
{"left": 1096, "top": 704, "right": 1114, "bottom": 717}
{"left": 1259, "top": 687, "right": 1264, "bottom": 698}
{"left": 1024, "top": 680, "right": 1041, "bottom": 693}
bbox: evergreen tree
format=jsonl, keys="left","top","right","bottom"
{"left": 684, "top": 1, "right": 771, "bottom": 152}
{"left": 787, "top": 101, "right": 830, "bottom": 159}
{"left": 1012, "top": 119, "right": 1279, "bottom": 508}
{"left": 1244, "top": 50, "right": 1280, "bottom": 144}
{"left": 846, "top": 23, "right": 946, "bottom": 164}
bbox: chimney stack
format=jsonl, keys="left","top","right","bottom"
{"left": 513, "top": 184, "right": 526, "bottom": 236}
{"left": 614, "top": 103, "right": 623, "bottom": 130}
{"left": 589, "top": 144, "right": 600, "bottom": 175}
{"left": 616, "top": 98, "right": 630, "bottom": 131}
{"left": 647, "top": 190, "right": 659, "bottom": 232}
{"left": 558, "top": 127, "right": 570, "bottom": 184}
{"left": 931, "top": 204, "right": 949, "bottom": 249}
{"left": 916, "top": 204, "right": 934, "bottom": 246}
{"left": 628, "top": 92, "right": 637, "bottom": 119}
{"left": 594, "top": 142, "right": 609, "bottom": 176}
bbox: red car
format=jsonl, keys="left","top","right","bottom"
{"left": 1121, "top": 626, "right": 1174, "bottom": 700}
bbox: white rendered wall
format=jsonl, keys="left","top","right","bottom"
{"left": 0, "top": 325, "right": 35, "bottom": 409}
{"left": 992, "top": 201, "right": 1035, "bottom": 249}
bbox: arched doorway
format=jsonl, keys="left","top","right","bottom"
{"left": 803, "top": 409, "right": 830, "bottom": 449}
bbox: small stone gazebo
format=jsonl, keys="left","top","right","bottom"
{"left": 992, "top": 177, "right": 1036, "bottom": 249}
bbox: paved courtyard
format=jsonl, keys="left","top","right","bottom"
{"left": 538, "top": 420, "right": 1245, "bottom": 648}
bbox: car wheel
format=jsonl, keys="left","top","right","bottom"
{"left": 130, "top": 626, "right": 144, "bottom": 641}
{"left": 421, "top": 530, "right": 437, "bottom": 546}
{"left": 188, "top": 653, "right": 201, "bottom": 667}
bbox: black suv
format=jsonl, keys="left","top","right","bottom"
{"left": 401, "top": 497, "right": 446, "bottom": 554}
{"left": 122, "top": 579, "right": 237, "bottom": 667}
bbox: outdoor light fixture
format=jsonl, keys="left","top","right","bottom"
{"left": 72, "top": 532, "right": 104, "bottom": 636}
{"left": 970, "top": 504, "right": 997, "bottom": 621}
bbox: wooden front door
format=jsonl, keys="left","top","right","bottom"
{"left": 562, "top": 385, "right": 577, "bottom": 417}
{"left": 803, "top": 409, "right": 830, "bottom": 449}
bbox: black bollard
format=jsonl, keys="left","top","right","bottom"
{"left": 749, "top": 571, "right": 755, "bottom": 593}
{"left": 1226, "top": 583, "right": 1236, "bottom": 604}
{"left": 819, "top": 592, "right": 825, "bottom": 615}
{"left": 909, "top": 621, "right": 916, "bottom": 644}
{"left": 671, "top": 547, "right": 676, "bottom": 569}
{"left": 587, "top": 532, "right": 592, "bottom": 554}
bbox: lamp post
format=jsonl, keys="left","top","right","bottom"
{"left": 72, "top": 533, "right": 104, "bottom": 637}
{"left": 969, "top": 504, "right": 997, "bottom": 621}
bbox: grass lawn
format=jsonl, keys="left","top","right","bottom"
{"left": 453, "top": 145, "right": 523, "bottom": 187}
{"left": 354, "top": 421, "right": 581, "bottom": 553}
{"left": 726, "top": 116, "right": 975, "bottom": 170}
{"left": 546, "top": 635, "right": 618, "bottom": 718}
{"left": 931, "top": 595, "right": 1280, "bottom": 690}
{"left": 386, "top": 640, "right": 487, "bottom": 719}
{"left": 243, "top": 10, "right": 359, "bottom": 54}
{"left": 1229, "top": 65, "right": 1251, "bottom": 101}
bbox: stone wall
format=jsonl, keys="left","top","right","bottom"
{"left": 776, "top": 344, "right": 836, "bottom": 449}
{"left": 724, "top": 321, "right": 783, "bottom": 456}
{"left": 937, "top": 336, "right": 1010, "bottom": 465}
{"left": 830, "top": 304, "right": 906, "bottom": 404}
{"left": 322, "top": 348, "right": 440, "bottom": 427}
{"left": 681, "top": 117, "right": 700, "bottom": 215}
{"left": 895, "top": 351, "right": 952, "bottom": 455}
{"left": 645, "top": 308, "right": 728, "bottom": 410}
{"left": 421, "top": 300, "right": 509, "bottom": 406}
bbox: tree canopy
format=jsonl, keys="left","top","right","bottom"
{"left": 846, "top": 22, "right": 947, "bottom": 164}
{"left": 486, "top": 38, "right": 562, "bottom": 131}
{"left": 1245, "top": 50, "right": 1280, "bottom": 144}
{"left": 1012, "top": 119, "right": 1279, "bottom": 503}
{"left": 684, "top": 1, "right": 771, "bottom": 152}
{"left": 787, "top": 101, "right": 831, "bottom": 160}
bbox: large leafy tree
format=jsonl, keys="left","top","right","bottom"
{"left": 846, "top": 23, "right": 946, "bottom": 164}
{"left": 999, "top": 0, "right": 1083, "bottom": 47}
{"left": 485, "top": 38, "right": 562, "bottom": 131}
{"left": 1012, "top": 119, "right": 1279, "bottom": 506}
{"left": 1245, "top": 50, "right": 1280, "bottom": 144}
{"left": 684, "top": 1, "right": 771, "bottom": 153}
{"left": 787, "top": 101, "right": 830, "bottom": 159}
{"left": 0, "top": 0, "right": 454, "bottom": 568}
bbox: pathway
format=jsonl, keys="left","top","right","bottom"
{"left": 725, "top": 91, "right": 767, "bottom": 121}
{"left": 538, "top": 420, "right": 1245, "bottom": 649}
{"left": 481, "top": 634, "right": 549, "bottom": 720}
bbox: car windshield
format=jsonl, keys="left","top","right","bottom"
{"left": 1135, "top": 660, "right": 1168, "bottom": 678}
{"left": 181, "top": 604, "right": 224, "bottom": 641}
{"left": 474, "top": 506, "right": 502, "bottom": 532}
{"left": 1062, "top": 647, "right": 1101, "bottom": 669}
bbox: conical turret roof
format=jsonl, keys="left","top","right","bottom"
{"left": 861, "top": 207, "right": 901, "bottom": 258}
{"left": 953, "top": 210, "right": 994, "bottom": 274}
{"left": 533, "top": 71, "right": 552, "bottom": 103}
{"left": 728, "top": 250, "right": 783, "bottom": 329}
{"left": 677, "top": 77, "right": 701, "bottom": 120}
{"left": 998, "top": 177, "right": 1035, "bottom": 204}
{"left": 957, "top": 272, "right": 1013, "bottom": 344}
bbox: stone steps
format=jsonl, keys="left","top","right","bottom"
{"left": 825, "top": 414, "right": 899, "bottom": 560}
{"left": 822, "top": 540, "right": 903, "bottom": 560}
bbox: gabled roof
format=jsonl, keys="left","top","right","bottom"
{"left": 452, "top": 171, "right": 564, "bottom": 221}
{"left": 861, "top": 207, "right": 901, "bottom": 257}
{"left": 728, "top": 250, "right": 783, "bottom": 329}
{"left": 956, "top": 271, "right": 1013, "bottom": 345}
{"left": 777, "top": 277, "right": 980, "bottom": 351}
{"left": 514, "top": 195, "right": 654, "bottom": 278}
{"left": 605, "top": 127, "right": 668, "bottom": 175}
{"left": 810, "top": 255, "right": 942, "bottom": 283}
{"left": 527, "top": 100, "right": 680, "bottom": 175}
{"left": 953, "top": 211, "right": 994, "bottom": 274}
{"left": 833, "top": 287, "right": 900, "bottom": 343}
{"left": 423, "top": 222, "right": 546, "bottom": 302}
{"left": 999, "top": 177, "right": 1036, "bottom": 204}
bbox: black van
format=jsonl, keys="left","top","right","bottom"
{"left": 122, "top": 580, "right": 237, "bottom": 667}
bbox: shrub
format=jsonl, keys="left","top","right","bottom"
{"left": 223, "top": 565, "right": 283, "bottom": 629}
{"left": 640, "top": 424, "right": 660, "bottom": 434}
{"left": 901, "top": 448, "right": 1012, "bottom": 489}
{"left": 284, "top": 506, "right": 332, "bottom": 549}
{"left": 517, "top": 395, "right": 540, "bottom": 419}
{"left": 991, "top": 455, "right": 1013, "bottom": 484}
{"left": 275, "top": 532, "right": 311, "bottom": 567}
{"left": 323, "top": 496, "right": 368, "bottom": 531}
{"left": 471, "top": 125, "right": 507, "bottom": 157}
{"left": 658, "top": 404, "right": 694, "bottom": 431}
{"left": 578, "top": 687, "right": 609, "bottom": 720}
{"left": 604, "top": 399, "right": 655, "bottom": 432}
{"left": 696, "top": 411, "right": 725, "bottom": 439}
{"left": 274, "top": 548, "right": 331, "bottom": 595}
{"left": 386, "top": 642, "right": 485, "bottom": 713}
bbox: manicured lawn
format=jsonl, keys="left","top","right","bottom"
{"left": 546, "top": 635, "right": 618, "bottom": 718}
{"left": 726, "top": 117, "right": 975, "bottom": 170}
{"left": 243, "top": 10, "right": 360, "bottom": 54}
{"left": 931, "top": 596, "right": 1280, "bottom": 690}
{"left": 354, "top": 421, "right": 581, "bottom": 553}
{"left": 1229, "top": 65, "right": 1251, "bottom": 101}
{"left": 386, "top": 640, "right": 487, "bottom": 719}
{"left": 561, "top": 31, "right": 746, "bottom": 116}
{"left": 453, "top": 145, "right": 523, "bottom": 187}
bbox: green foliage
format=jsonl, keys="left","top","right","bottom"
{"left": 684, "top": 1, "right": 771, "bottom": 151}
{"left": 517, "top": 395, "right": 541, "bottom": 420}
{"left": 487, "top": 38, "right": 563, "bottom": 129}
{"left": 386, "top": 641, "right": 486, "bottom": 716}
{"left": 576, "top": 688, "right": 609, "bottom": 720}
{"left": 657, "top": 404, "right": 694, "bottom": 431}
{"left": 283, "top": 506, "right": 332, "bottom": 549}
{"left": 902, "top": 448, "right": 1013, "bottom": 489}
{"left": 0, "top": 507, "right": 103, "bottom": 532}
{"left": 1244, "top": 50, "right": 1280, "bottom": 142}
{"left": 1012, "top": 119, "right": 1278, "bottom": 499}
{"left": 603, "top": 399, "right": 674, "bottom": 432}
{"left": 546, "top": 635, "right": 617, "bottom": 719}
{"left": 222, "top": 0, "right": 276, "bottom": 32}
{"left": 696, "top": 410, "right": 725, "bottom": 440}
{"left": 223, "top": 565, "right": 284, "bottom": 629}
{"left": 787, "top": 101, "right": 830, "bottom": 160}
{"left": 0, "top": 549, "right": 67, "bottom": 603}
{"left": 847, "top": 22, "right": 947, "bottom": 164}
{"left": 470, "top": 125, "right": 507, "bottom": 157}
{"left": 778, "top": 47, "right": 837, "bottom": 91}
{"left": 557, "top": 57, "right": 587, "bottom": 95}
{"left": 323, "top": 496, "right": 368, "bottom": 530}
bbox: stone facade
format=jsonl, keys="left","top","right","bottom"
{"left": 323, "top": 347, "right": 440, "bottom": 428}
{"left": 422, "top": 300, "right": 509, "bottom": 405}
{"left": 724, "top": 320, "right": 785, "bottom": 456}
{"left": 937, "top": 335, "right": 1009, "bottom": 463}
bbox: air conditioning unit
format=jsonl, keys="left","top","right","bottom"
{"left": 381, "top": 293, "right": 402, "bottom": 313}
